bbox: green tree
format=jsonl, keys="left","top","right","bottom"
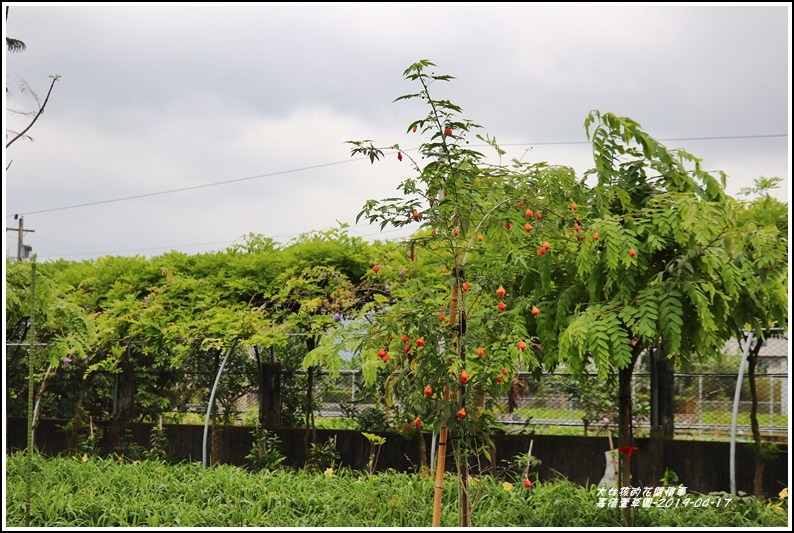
{"left": 5, "top": 260, "right": 96, "bottom": 432}
{"left": 529, "top": 111, "right": 787, "bottom": 524}
{"left": 312, "top": 59, "right": 578, "bottom": 526}
{"left": 730, "top": 177, "right": 788, "bottom": 497}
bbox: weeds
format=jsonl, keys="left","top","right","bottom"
{"left": 361, "top": 432, "right": 386, "bottom": 475}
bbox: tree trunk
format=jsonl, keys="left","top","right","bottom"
{"left": 455, "top": 440, "right": 471, "bottom": 527}
{"left": 417, "top": 429, "right": 428, "bottom": 472}
{"left": 618, "top": 345, "right": 642, "bottom": 527}
{"left": 618, "top": 366, "right": 633, "bottom": 526}
{"left": 747, "top": 340, "right": 764, "bottom": 498}
{"left": 114, "top": 355, "right": 136, "bottom": 422}
{"left": 31, "top": 364, "right": 54, "bottom": 445}
{"left": 304, "top": 337, "right": 317, "bottom": 465}
{"left": 66, "top": 384, "right": 87, "bottom": 455}
{"left": 753, "top": 458, "right": 765, "bottom": 499}
{"left": 489, "top": 440, "right": 497, "bottom": 477}
{"left": 648, "top": 345, "right": 675, "bottom": 486}
{"left": 259, "top": 350, "right": 282, "bottom": 429}
{"left": 109, "top": 348, "right": 136, "bottom": 456}
{"left": 655, "top": 347, "right": 675, "bottom": 438}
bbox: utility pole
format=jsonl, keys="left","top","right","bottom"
{"left": 6, "top": 215, "right": 35, "bottom": 261}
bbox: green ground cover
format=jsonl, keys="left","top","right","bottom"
{"left": 5, "top": 453, "right": 787, "bottom": 527}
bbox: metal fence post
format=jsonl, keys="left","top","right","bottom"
{"left": 698, "top": 375, "right": 703, "bottom": 434}
{"left": 768, "top": 375, "right": 774, "bottom": 430}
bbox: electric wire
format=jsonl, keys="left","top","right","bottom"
{"left": 8, "top": 133, "right": 787, "bottom": 218}
{"left": 5, "top": 132, "right": 788, "bottom": 260}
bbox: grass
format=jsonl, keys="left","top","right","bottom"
{"left": 5, "top": 453, "right": 788, "bottom": 527}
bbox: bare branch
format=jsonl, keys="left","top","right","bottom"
{"left": 6, "top": 74, "right": 60, "bottom": 149}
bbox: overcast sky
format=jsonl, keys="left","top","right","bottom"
{"left": 3, "top": 3, "right": 791, "bottom": 262}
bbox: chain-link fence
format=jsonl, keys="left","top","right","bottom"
{"left": 294, "top": 369, "right": 788, "bottom": 439}
{"left": 8, "top": 337, "right": 787, "bottom": 441}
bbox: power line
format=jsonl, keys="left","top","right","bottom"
{"left": 16, "top": 158, "right": 367, "bottom": 216}
{"left": 500, "top": 133, "right": 788, "bottom": 146}
{"left": 11, "top": 133, "right": 787, "bottom": 217}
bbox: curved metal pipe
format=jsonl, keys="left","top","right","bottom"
{"left": 203, "top": 338, "right": 240, "bottom": 469}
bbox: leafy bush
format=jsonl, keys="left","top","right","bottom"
{"left": 245, "top": 425, "right": 286, "bottom": 471}
{"left": 307, "top": 436, "right": 340, "bottom": 472}
{"left": 340, "top": 400, "right": 390, "bottom": 431}
{"left": 145, "top": 424, "right": 169, "bottom": 461}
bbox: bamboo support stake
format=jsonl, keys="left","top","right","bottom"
{"left": 432, "top": 387, "right": 450, "bottom": 526}
{"left": 525, "top": 439, "right": 534, "bottom": 479}
{"left": 432, "top": 248, "right": 463, "bottom": 527}
{"left": 608, "top": 432, "right": 618, "bottom": 480}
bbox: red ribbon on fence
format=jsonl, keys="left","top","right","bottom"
{"left": 617, "top": 446, "right": 638, "bottom": 460}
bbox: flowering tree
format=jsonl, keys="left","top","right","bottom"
{"left": 309, "top": 59, "right": 584, "bottom": 526}
{"left": 307, "top": 59, "right": 783, "bottom": 527}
